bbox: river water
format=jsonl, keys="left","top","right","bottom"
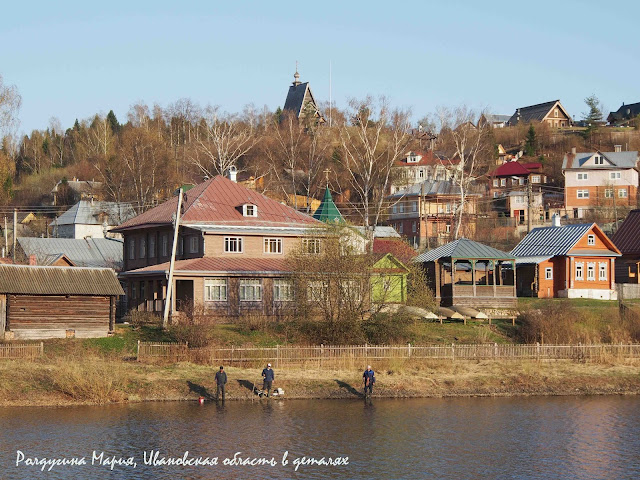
{"left": 1, "top": 396, "right": 638, "bottom": 480}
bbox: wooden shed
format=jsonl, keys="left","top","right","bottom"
{"left": 0, "top": 265, "right": 124, "bottom": 340}
{"left": 414, "top": 238, "right": 517, "bottom": 308}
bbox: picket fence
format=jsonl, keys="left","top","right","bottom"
{"left": 0, "top": 342, "right": 44, "bottom": 360}
{"left": 136, "top": 341, "right": 640, "bottom": 366}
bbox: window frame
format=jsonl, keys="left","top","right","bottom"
{"left": 302, "top": 238, "right": 321, "bottom": 255}
{"left": 545, "top": 267, "right": 553, "bottom": 280}
{"left": 618, "top": 189, "right": 628, "bottom": 198}
{"left": 189, "top": 236, "right": 199, "bottom": 254}
{"left": 264, "top": 237, "right": 283, "bottom": 254}
{"left": 129, "top": 238, "right": 135, "bottom": 260}
{"left": 149, "top": 235, "right": 156, "bottom": 258}
{"left": 161, "top": 234, "right": 168, "bottom": 257}
{"left": 139, "top": 237, "right": 146, "bottom": 258}
{"left": 242, "top": 204, "right": 258, "bottom": 217}
{"left": 587, "top": 234, "right": 595, "bottom": 246}
{"left": 575, "top": 262, "right": 584, "bottom": 281}
{"left": 587, "top": 263, "right": 596, "bottom": 281}
{"left": 577, "top": 173, "right": 588, "bottom": 181}
{"left": 273, "top": 278, "right": 294, "bottom": 302}
{"left": 239, "top": 278, "right": 262, "bottom": 302}
{"left": 599, "top": 262, "right": 607, "bottom": 281}
{"left": 204, "top": 278, "right": 227, "bottom": 302}
{"left": 224, "top": 236, "right": 243, "bottom": 254}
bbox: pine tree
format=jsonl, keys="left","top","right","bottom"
{"left": 524, "top": 125, "right": 537, "bottom": 156}
{"left": 106, "top": 110, "right": 120, "bottom": 134}
{"left": 582, "top": 95, "right": 603, "bottom": 124}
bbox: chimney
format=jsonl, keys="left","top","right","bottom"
{"left": 614, "top": 145, "right": 622, "bottom": 152}
{"left": 571, "top": 147, "right": 577, "bottom": 155}
{"left": 552, "top": 213, "right": 561, "bottom": 228}
{"left": 227, "top": 165, "right": 238, "bottom": 183}
{"left": 29, "top": 254, "right": 37, "bottom": 266}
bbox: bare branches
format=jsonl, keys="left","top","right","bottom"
{"left": 0, "top": 75, "right": 21, "bottom": 139}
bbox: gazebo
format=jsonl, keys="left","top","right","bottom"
{"left": 414, "top": 238, "right": 517, "bottom": 308}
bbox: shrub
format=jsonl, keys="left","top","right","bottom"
{"left": 128, "top": 310, "right": 160, "bottom": 328}
{"left": 47, "top": 358, "right": 127, "bottom": 404}
{"left": 363, "top": 313, "right": 413, "bottom": 344}
{"left": 518, "top": 302, "right": 588, "bottom": 344}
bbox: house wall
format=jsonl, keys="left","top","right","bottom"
{"left": 536, "top": 257, "right": 567, "bottom": 298}
{"left": 565, "top": 168, "right": 638, "bottom": 209}
{"left": 203, "top": 233, "right": 300, "bottom": 257}
{"left": 6, "top": 294, "right": 111, "bottom": 339}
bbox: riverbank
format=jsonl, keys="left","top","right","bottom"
{"left": 1, "top": 357, "right": 639, "bottom": 407}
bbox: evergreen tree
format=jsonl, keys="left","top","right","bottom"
{"left": 274, "top": 107, "right": 283, "bottom": 124}
{"left": 106, "top": 110, "right": 120, "bottom": 134}
{"left": 73, "top": 119, "right": 80, "bottom": 131}
{"left": 582, "top": 95, "right": 603, "bottom": 124}
{"left": 524, "top": 125, "right": 537, "bottom": 156}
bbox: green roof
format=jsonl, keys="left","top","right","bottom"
{"left": 414, "top": 238, "right": 514, "bottom": 262}
{"left": 312, "top": 187, "right": 344, "bottom": 223}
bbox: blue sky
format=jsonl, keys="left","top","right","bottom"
{"left": 1, "top": 0, "right": 639, "bottom": 134}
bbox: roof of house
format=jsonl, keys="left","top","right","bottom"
{"left": 0, "top": 264, "right": 124, "bottom": 296}
{"left": 52, "top": 200, "right": 136, "bottom": 227}
{"left": 414, "top": 238, "right": 514, "bottom": 262}
{"left": 507, "top": 100, "right": 569, "bottom": 125}
{"left": 562, "top": 151, "right": 639, "bottom": 170}
{"left": 395, "top": 150, "right": 458, "bottom": 167}
{"left": 390, "top": 179, "right": 483, "bottom": 199}
{"left": 511, "top": 223, "right": 620, "bottom": 257}
{"left": 352, "top": 226, "right": 400, "bottom": 238}
{"left": 18, "top": 237, "right": 124, "bottom": 269}
{"left": 608, "top": 102, "right": 640, "bottom": 123}
{"left": 489, "top": 161, "right": 532, "bottom": 177}
{"left": 313, "top": 187, "right": 344, "bottom": 223}
{"left": 373, "top": 238, "right": 416, "bottom": 264}
{"left": 113, "top": 176, "right": 321, "bottom": 232}
{"left": 51, "top": 179, "right": 102, "bottom": 195}
{"left": 480, "top": 114, "right": 511, "bottom": 124}
{"left": 611, "top": 210, "right": 640, "bottom": 254}
{"left": 122, "top": 257, "right": 292, "bottom": 275}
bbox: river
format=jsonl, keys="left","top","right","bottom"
{"left": 1, "top": 396, "right": 638, "bottom": 479}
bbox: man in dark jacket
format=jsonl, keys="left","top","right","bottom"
{"left": 215, "top": 366, "right": 227, "bottom": 401}
{"left": 261, "top": 363, "right": 274, "bottom": 397}
{"left": 363, "top": 365, "right": 375, "bottom": 396}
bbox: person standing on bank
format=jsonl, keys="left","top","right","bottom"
{"left": 215, "top": 366, "right": 227, "bottom": 402}
{"left": 262, "top": 363, "right": 274, "bottom": 397}
{"left": 363, "top": 365, "right": 375, "bottom": 397}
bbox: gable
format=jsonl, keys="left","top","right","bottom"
{"left": 581, "top": 153, "right": 613, "bottom": 167}
{"left": 568, "top": 224, "right": 621, "bottom": 256}
{"left": 542, "top": 102, "right": 570, "bottom": 121}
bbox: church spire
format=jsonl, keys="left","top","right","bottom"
{"left": 293, "top": 61, "right": 301, "bottom": 86}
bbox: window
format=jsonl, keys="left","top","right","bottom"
{"left": 149, "top": 235, "right": 156, "bottom": 257}
{"left": 204, "top": 278, "right": 227, "bottom": 301}
{"left": 418, "top": 169, "right": 424, "bottom": 179}
{"left": 577, "top": 173, "right": 588, "bottom": 180}
{"left": 554, "top": 109, "right": 559, "bottom": 118}
{"left": 519, "top": 177, "right": 525, "bottom": 185}
{"left": 392, "top": 205, "right": 397, "bottom": 214}
{"left": 605, "top": 189, "right": 613, "bottom": 198}
{"left": 594, "top": 156, "right": 604, "bottom": 165}
{"left": 445, "top": 224, "right": 451, "bottom": 234}
{"left": 575, "top": 262, "right": 584, "bottom": 280}
{"left": 587, "top": 263, "right": 595, "bottom": 281}
{"left": 302, "top": 238, "right": 321, "bottom": 254}
{"left": 139, "top": 238, "right": 146, "bottom": 258}
{"left": 189, "top": 236, "right": 199, "bottom": 254}
{"left": 161, "top": 235, "right": 168, "bottom": 257}
{"left": 598, "top": 262, "right": 607, "bottom": 281}
{"left": 412, "top": 201, "right": 418, "bottom": 212}
{"left": 243, "top": 204, "right": 257, "bottom": 217}
{"left": 545, "top": 267, "right": 553, "bottom": 280}
{"left": 500, "top": 178, "right": 506, "bottom": 187}
{"left": 239, "top": 279, "right": 262, "bottom": 301}
{"left": 264, "top": 237, "right": 283, "bottom": 254}
{"left": 577, "top": 190, "right": 590, "bottom": 199}
{"left": 587, "top": 234, "right": 595, "bottom": 246}
{"left": 273, "top": 279, "right": 294, "bottom": 302}
{"left": 140, "top": 281, "right": 145, "bottom": 300}
{"left": 493, "top": 192, "right": 498, "bottom": 198}
{"left": 224, "top": 237, "right": 243, "bottom": 253}
{"left": 610, "top": 172, "right": 621, "bottom": 180}
{"left": 399, "top": 203, "right": 405, "bottom": 213}
{"left": 130, "top": 282, "right": 137, "bottom": 299}
{"left": 619, "top": 189, "right": 628, "bottom": 198}
{"left": 412, "top": 221, "right": 417, "bottom": 233}
{"left": 129, "top": 238, "right": 135, "bottom": 260}
{"left": 307, "top": 280, "right": 328, "bottom": 303}
{"left": 493, "top": 179, "right": 498, "bottom": 187}
{"left": 530, "top": 175, "right": 541, "bottom": 183}
{"left": 398, "top": 223, "right": 403, "bottom": 233}
{"left": 339, "top": 279, "right": 362, "bottom": 303}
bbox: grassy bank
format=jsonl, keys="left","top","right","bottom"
{"left": 1, "top": 356, "right": 639, "bottom": 407}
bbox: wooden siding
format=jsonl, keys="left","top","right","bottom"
{"left": 7, "top": 295, "right": 111, "bottom": 339}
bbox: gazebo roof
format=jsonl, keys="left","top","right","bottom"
{"left": 414, "top": 238, "right": 514, "bottom": 263}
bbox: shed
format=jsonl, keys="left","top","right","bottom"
{"left": 414, "top": 238, "right": 517, "bottom": 308}
{"left": 0, "top": 265, "right": 124, "bottom": 339}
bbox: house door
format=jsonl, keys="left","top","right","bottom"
{"left": 175, "top": 280, "right": 194, "bottom": 313}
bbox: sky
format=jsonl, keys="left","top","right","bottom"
{"left": 1, "top": 0, "right": 639, "bottom": 134}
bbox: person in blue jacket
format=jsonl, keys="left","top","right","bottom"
{"left": 262, "top": 363, "right": 275, "bottom": 397}
{"left": 363, "top": 365, "right": 375, "bottom": 396}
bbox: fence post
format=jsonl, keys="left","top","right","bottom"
{"left": 40, "top": 341, "right": 44, "bottom": 357}
{"left": 494, "top": 342, "right": 498, "bottom": 359}
{"left": 536, "top": 342, "right": 540, "bottom": 363}
{"left": 320, "top": 344, "right": 324, "bottom": 369}
{"left": 451, "top": 343, "right": 455, "bottom": 362}
{"left": 408, "top": 343, "right": 412, "bottom": 358}
{"left": 137, "top": 340, "right": 140, "bottom": 361}
{"left": 276, "top": 344, "right": 280, "bottom": 368}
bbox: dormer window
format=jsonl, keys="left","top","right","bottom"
{"left": 406, "top": 152, "right": 421, "bottom": 163}
{"left": 243, "top": 204, "right": 257, "bottom": 217}
{"left": 594, "top": 156, "right": 604, "bottom": 165}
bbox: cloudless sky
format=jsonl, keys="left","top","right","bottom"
{"left": 1, "top": 0, "right": 639, "bottom": 134}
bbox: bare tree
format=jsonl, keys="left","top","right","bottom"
{"left": 436, "top": 106, "right": 491, "bottom": 239}
{"left": 338, "top": 96, "right": 411, "bottom": 237}
{"left": 0, "top": 74, "right": 21, "bottom": 138}
{"left": 193, "top": 106, "right": 258, "bottom": 177}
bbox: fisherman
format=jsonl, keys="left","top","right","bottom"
{"left": 363, "top": 365, "right": 375, "bottom": 397}
{"left": 215, "top": 366, "right": 227, "bottom": 402}
{"left": 262, "top": 363, "right": 275, "bottom": 397}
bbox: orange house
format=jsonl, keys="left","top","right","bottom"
{"left": 511, "top": 219, "right": 620, "bottom": 299}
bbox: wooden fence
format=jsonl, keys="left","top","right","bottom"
{"left": 136, "top": 342, "right": 640, "bottom": 366}
{"left": 0, "top": 342, "right": 44, "bottom": 360}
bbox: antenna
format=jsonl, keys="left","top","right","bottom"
{"left": 329, "top": 60, "right": 332, "bottom": 127}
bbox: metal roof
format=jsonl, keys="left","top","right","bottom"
{"left": 313, "top": 187, "right": 344, "bottom": 223}
{"left": 122, "top": 257, "right": 292, "bottom": 276}
{"left": 562, "top": 151, "right": 638, "bottom": 170}
{"left": 0, "top": 265, "right": 124, "bottom": 296}
{"left": 18, "top": 237, "right": 123, "bottom": 269}
{"left": 414, "top": 238, "right": 514, "bottom": 263}
{"left": 511, "top": 224, "right": 593, "bottom": 257}
{"left": 611, "top": 209, "right": 640, "bottom": 254}
{"left": 390, "top": 180, "right": 470, "bottom": 198}
{"left": 507, "top": 100, "right": 569, "bottom": 126}
{"left": 53, "top": 200, "right": 136, "bottom": 227}
{"left": 514, "top": 255, "right": 553, "bottom": 265}
{"left": 352, "top": 226, "right": 401, "bottom": 238}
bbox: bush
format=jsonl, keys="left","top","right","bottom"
{"left": 518, "top": 302, "right": 591, "bottom": 344}
{"left": 128, "top": 310, "right": 160, "bottom": 328}
{"left": 168, "top": 325, "right": 216, "bottom": 348}
{"left": 363, "top": 313, "right": 413, "bottom": 344}
{"left": 406, "top": 265, "right": 437, "bottom": 312}
{"left": 47, "top": 358, "right": 126, "bottom": 404}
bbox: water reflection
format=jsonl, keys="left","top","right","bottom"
{"left": 0, "top": 396, "right": 638, "bottom": 479}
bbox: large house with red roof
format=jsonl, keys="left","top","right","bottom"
{"left": 389, "top": 150, "right": 461, "bottom": 194}
{"left": 113, "top": 175, "right": 322, "bottom": 318}
{"left": 488, "top": 161, "right": 548, "bottom": 225}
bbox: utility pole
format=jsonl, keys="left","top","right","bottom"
{"left": 527, "top": 179, "right": 532, "bottom": 233}
{"left": 12, "top": 209, "right": 17, "bottom": 262}
{"left": 4, "top": 217, "right": 7, "bottom": 257}
{"left": 163, "top": 189, "right": 184, "bottom": 329}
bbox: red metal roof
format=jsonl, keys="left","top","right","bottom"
{"left": 373, "top": 239, "right": 416, "bottom": 264}
{"left": 114, "top": 176, "right": 321, "bottom": 231}
{"left": 521, "top": 162, "right": 543, "bottom": 170}
{"left": 125, "top": 257, "right": 293, "bottom": 274}
{"left": 490, "top": 161, "right": 531, "bottom": 177}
